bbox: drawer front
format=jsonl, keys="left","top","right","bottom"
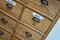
{"left": 49, "top": 0, "right": 60, "bottom": 9}
{"left": 21, "top": 8, "right": 52, "bottom": 33}
{"left": 29, "top": 0, "right": 41, "bottom": 5}
{"left": 28, "top": 0, "right": 59, "bottom": 19}
{"left": 0, "top": 11, "right": 16, "bottom": 33}
{"left": 0, "top": 0, "right": 23, "bottom": 18}
{"left": 0, "top": 28, "right": 11, "bottom": 40}
{"left": 15, "top": 23, "right": 43, "bottom": 40}
{"left": 11, "top": 36, "right": 21, "bottom": 40}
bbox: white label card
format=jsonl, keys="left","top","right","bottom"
{"left": 32, "top": 12, "right": 44, "bottom": 20}
{"left": 6, "top": 0, "right": 16, "bottom": 6}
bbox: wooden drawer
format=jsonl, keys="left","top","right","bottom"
{"left": 0, "top": 11, "right": 16, "bottom": 33}
{"left": 11, "top": 36, "right": 21, "bottom": 40}
{"left": 27, "top": 0, "right": 59, "bottom": 19}
{"left": 0, "top": 28, "right": 11, "bottom": 40}
{"left": 20, "top": 8, "right": 52, "bottom": 33}
{"left": 28, "top": 0, "right": 41, "bottom": 5}
{"left": 0, "top": 0, "right": 23, "bottom": 19}
{"left": 16, "top": 0, "right": 28, "bottom": 4}
{"left": 48, "top": 0, "right": 60, "bottom": 9}
{"left": 15, "top": 23, "right": 43, "bottom": 40}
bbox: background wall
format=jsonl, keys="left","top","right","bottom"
{"left": 45, "top": 18, "right": 60, "bottom": 40}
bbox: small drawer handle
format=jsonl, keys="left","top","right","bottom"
{"left": 0, "top": 30, "right": 4, "bottom": 36}
{"left": 6, "top": 3, "right": 13, "bottom": 9}
{"left": 32, "top": 17, "right": 40, "bottom": 23}
{"left": 6, "top": 0, "right": 16, "bottom": 9}
{"left": 25, "top": 32, "right": 32, "bottom": 37}
{"left": 1, "top": 18, "right": 8, "bottom": 23}
{"left": 40, "top": 0, "right": 48, "bottom": 6}
{"left": 32, "top": 12, "right": 44, "bottom": 23}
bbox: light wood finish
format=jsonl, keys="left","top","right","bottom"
{"left": 0, "top": 0, "right": 23, "bottom": 19}
{"left": 10, "top": 36, "right": 21, "bottom": 40}
{"left": 0, "top": 11, "right": 16, "bottom": 33}
{"left": 16, "top": 0, "right": 29, "bottom": 4}
{"left": 15, "top": 23, "right": 43, "bottom": 40}
{"left": 15, "top": 0, "right": 54, "bottom": 21}
{"left": 0, "top": 9, "right": 45, "bottom": 35}
{"left": 29, "top": 0, "right": 41, "bottom": 5}
{"left": 0, "top": 27, "right": 11, "bottom": 40}
{"left": 28, "top": 0, "right": 59, "bottom": 19}
{"left": 0, "top": 0, "right": 60, "bottom": 40}
{"left": 49, "top": 0, "right": 60, "bottom": 9}
{"left": 21, "top": 8, "right": 52, "bottom": 33}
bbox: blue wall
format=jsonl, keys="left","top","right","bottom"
{"left": 45, "top": 18, "right": 60, "bottom": 40}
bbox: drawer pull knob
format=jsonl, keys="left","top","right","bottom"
{"left": 40, "top": 0, "right": 48, "bottom": 6}
{"left": 32, "top": 17, "right": 40, "bottom": 22}
{"left": 25, "top": 32, "right": 32, "bottom": 37}
{"left": 6, "top": 0, "right": 16, "bottom": 9}
{"left": 6, "top": 3, "right": 13, "bottom": 9}
{"left": 0, "top": 30, "right": 4, "bottom": 36}
{"left": 32, "top": 12, "right": 44, "bottom": 23}
{"left": 1, "top": 18, "right": 8, "bottom": 23}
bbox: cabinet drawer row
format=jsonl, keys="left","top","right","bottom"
{"left": 0, "top": 0, "right": 59, "bottom": 20}
{"left": 0, "top": 11, "right": 44, "bottom": 40}
{"left": 0, "top": 0, "right": 53, "bottom": 34}
{"left": 0, "top": 7, "right": 52, "bottom": 34}
{"left": 0, "top": 23, "right": 43, "bottom": 40}
{"left": 0, "top": 8, "right": 52, "bottom": 40}
{"left": 0, "top": 6, "right": 52, "bottom": 34}
{"left": 0, "top": 0, "right": 58, "bottom": 40}
{"left": 16, "top": 0, "right": 59, "bottom": 19}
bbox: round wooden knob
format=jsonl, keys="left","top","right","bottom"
{"left": 1, "top": 18, "right": 8, "bottom": 23}
{"left": 32, "top": 17, "right": 40, "bottom": 23}
{"left": 6, "top": 3, "right": 13, "bottom": 9}
{"left": 25, "top": 32, "right": 32, "bottom": 37}
{"left": 0, "top": 30, "right": 4, "bottom": 36}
